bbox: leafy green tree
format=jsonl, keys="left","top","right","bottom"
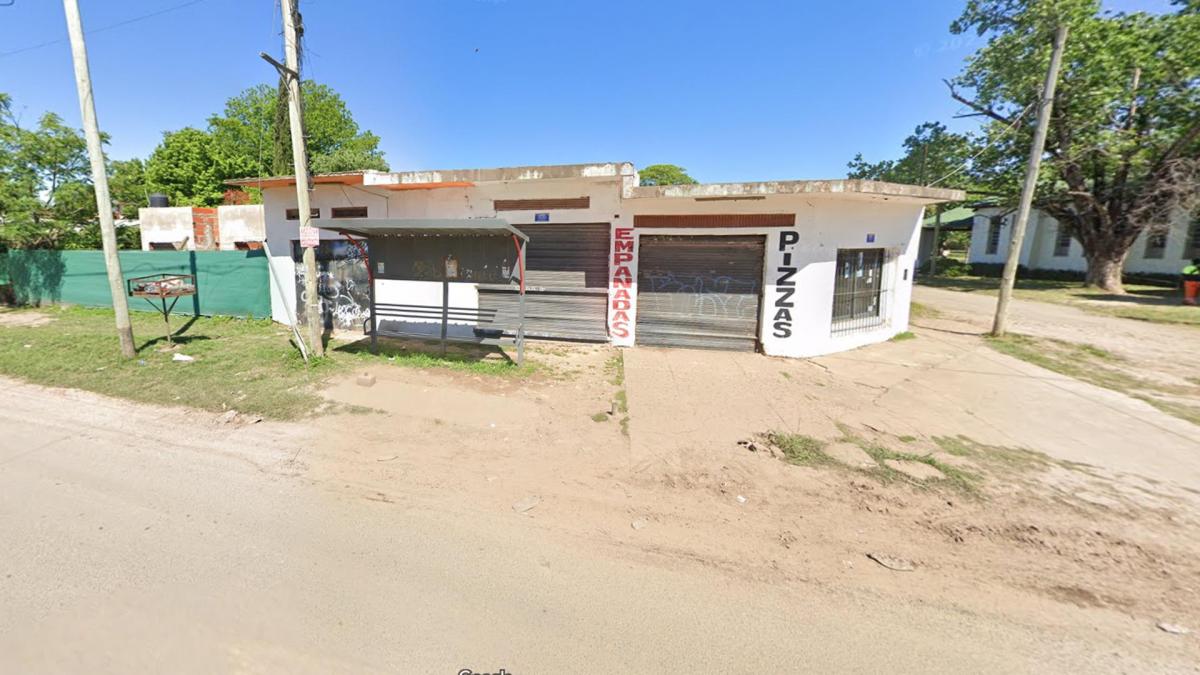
{"left": 847, "top": 122, "right": 975, "bottom": 188}
{"left": 0, "top": 96, "right": 99, "bottom": 249}
{"left": 108, "top": 158, "right": 147, "bottom": 219}
{"left": 639, "top": 164, "right": 699, "bottom": 187}
{"left": 145, "top": 127, "right": 229, "bottom": 207}
{"left": 208, "top": 82, "right": 389, "bottom": 179}
{"left": 948, "top": 0, "right": 1200, "bottom": 291}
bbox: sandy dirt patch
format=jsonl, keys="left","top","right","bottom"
{"left": 0, "top": 309, "right": 54, "bottom": 328}
{"left": 297, "top": 333, "right": 1200, "bottom": 664}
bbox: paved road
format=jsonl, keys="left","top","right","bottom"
{"left": 0, "top": 379, "right": 1186, "bottom": 673}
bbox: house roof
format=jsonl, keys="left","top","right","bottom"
{"left": 627, "top": 179, "right": 965, "bottom": 204}
{"left": 922, "top": 205, "right": 976, "bottom": 230}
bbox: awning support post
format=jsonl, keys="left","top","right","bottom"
{"left": 440, "top": 276, "right": 449, "bottom": 358}
{"left": 516, "top": 237, "right": 527, "bottom": 367}
{"left": 368, "top": 265, "right": 378, "bottom": 355}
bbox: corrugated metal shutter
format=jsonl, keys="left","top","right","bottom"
{"left": 478, "top": 223, "right": 611, "bottom": 341}
{"left": 636, "top": 235, "right": 765, "bottom": 351}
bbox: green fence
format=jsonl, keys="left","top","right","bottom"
{"left": 0, "top": 249, "right": 271, "bottom": 318}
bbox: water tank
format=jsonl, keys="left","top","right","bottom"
{"left": 148, "top": 193, "right": 169, "bottom": 208}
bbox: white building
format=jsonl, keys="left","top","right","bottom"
{"left": 968, "top": 205, "right": 1200, "bottom": 277}
{"left": 228, "top": 164, "right": 962, "bottom": 358}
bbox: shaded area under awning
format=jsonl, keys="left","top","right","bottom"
{"left": 312, "top": 218, "right": 527, "bottom": 241}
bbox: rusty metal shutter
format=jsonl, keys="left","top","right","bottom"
{"left": 478, "top": 223, "right": 611, "bottom": 341}
{"left": 636, "top": 235, "right": 765, "bottom": 351}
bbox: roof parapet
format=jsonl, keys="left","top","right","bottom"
{"left": 627, "top": 179, "right": 966, "bottom": 203}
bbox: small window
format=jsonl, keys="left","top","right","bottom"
{"left": 285, "top": 207, "right": 320, "bottom": 220}
{"left": 331, "top": 206, "right": 368, "bottom": 219}
{"left": 1186, "top": 220, "right": 1200, "bottom": 259}
{"left": 1053, "top": 226, "right": 1072, "bottom": 257}
{"left": 986, "top": 217, "right": 1003, "bottom": 255}
{"left": 1144, "top": 232, "right": 1167, "bottom": 259}
{"left": 832, "top": 248, "right": 888, "bottom": 335}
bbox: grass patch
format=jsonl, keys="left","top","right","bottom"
{"left": 762, "top": 428, "right": 982, "bottom": 495}
{"left": 898, "top": 435, "right": 917, "bottom": 443}
{"left": 933, "top": 434, "right": 1053, "bottom": 471}
{"left": 909, "top": 302, "right": 942, "bottom": 320}
{"left": 780, "top": 370, "right": 793, "bottom": 380}
{"left": 0, "top": 306, "right": 536, "bottom": 420}
{"left": 607, "top": 351, "right": 630, "bottom": 436}
{"left": 984, "top": 332, "right": 1200, "bottom": 427}
{"left": 766, "top": 432, "right": 829, "bottom": 466}
{"left": 920, "top": 275, "right": 1200, "bottom": 327}
{"left": 889, "top": 331, "right": 916, "bottom": 342}
{"left": 336, "top": 337, "right": 537, "bottom": 377}
{"left": 590, "top": 412, "right": 609, "bottom": 423}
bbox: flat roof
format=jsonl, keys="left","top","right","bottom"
{"left": 628, "top": 179, "right": 965, "bottom": 203}
{"left": 226, "top": 162, "right": 635, "bottom": 188}
{"left": 313, "top": 218, "right": 527, "bottom": 241}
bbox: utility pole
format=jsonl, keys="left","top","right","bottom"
{"left": 62, "top": 0, "right": 136, "bottom": 358}
{"left": 278, "top": 0, "right": 324, "bottom": 357}
{"left": 992, "top": 23, "right": 1068, "bottom": 337}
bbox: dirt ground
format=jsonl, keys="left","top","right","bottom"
{"left": 4, "top": 289, "right": 1199, "bottom": 669}
{"left": 293, "top": 291, "right": 1200, "bottom": 666}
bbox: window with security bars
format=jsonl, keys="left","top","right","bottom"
{"left": 832, "top": 248, "right": 889, "bottom": 335}
{"left": 1053, "top": 225, "right": 1072, "bottom": 257}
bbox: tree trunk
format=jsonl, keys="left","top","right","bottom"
{"left": 1083, "top": 253, "right": 1126, "bottom": 293}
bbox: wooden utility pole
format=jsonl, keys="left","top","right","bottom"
{"left": 62, "top": 0, "right": 136, "bottom": 358}
{"left": 279, "top": 0, "right": 324, "bottom": 357}
{"left": 992, "top": 24, "right": 1068, "bottom": 337}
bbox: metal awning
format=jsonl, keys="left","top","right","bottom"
{"left": 312, "top": 218, "right": 527, "bottom": 241}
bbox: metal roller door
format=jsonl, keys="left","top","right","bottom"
{"left": 636, "top": 235, "right": 765, "bottom": 350}
{"left": 478, "top": 223, "right": 610, "bottom": 341}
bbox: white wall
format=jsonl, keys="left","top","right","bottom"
{"left": 138, "top": 206, "right": 193, "bottom": 251}
{"left": 261, "top": 176, "right": 622, "bottom": 326}
{"left": 617, "top": 194, "right": 927, "bottom": 358}
{"left": 216, "top": 205, "right": 265, "bottom": 250}
{"left": 969, "top": 206, "right": 1196, "bottom": 276}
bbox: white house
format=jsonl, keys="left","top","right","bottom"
{"left": 968, "top": 206, "right": 1200, "bottom": 277}
{"left": 228, "top": 163, "right": 962, "bottom": 358}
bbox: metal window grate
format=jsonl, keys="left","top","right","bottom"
{"left": 831, "top": 248, "right": 890, "bottom": 336}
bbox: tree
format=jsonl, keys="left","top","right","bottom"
{"left": 947, "top": 0, "right": 1200, "bottom": 292}
{"left": 208, "top": 82, "right": 389, "bottom": 179}
{"left": 108, "top": 158, "right": 147, "bottom": 219}
{"left": 639, "top": 164, "right": 698, "bottom": 186}
{"left": 145, "top": 127, "right": 229, "bottom": 207}
{"left": 847, "top": 122, "right": 975, "bottom": 187}
{"left": 0, "top": 96, "right": 98, "bottom": 248}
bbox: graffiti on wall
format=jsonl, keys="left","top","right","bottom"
{"left": 640, "top": 271, "right": 760, "bottom": 319}
{"left": 292, "top": 240, "right": 371, "bottom": 331}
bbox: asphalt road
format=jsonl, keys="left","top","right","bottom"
{"left": 0, "top": 378, "right": 1183, "bottom": 674}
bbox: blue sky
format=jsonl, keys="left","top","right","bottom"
{"left": 0, "top": 0, "right": 1175, "bottom": 182}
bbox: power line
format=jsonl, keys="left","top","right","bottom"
{"left": 927, "top": 99, "right": 1037, "bottom": 189}
{"left": 0, "top": 0, "right": 210, "bottom": 60}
